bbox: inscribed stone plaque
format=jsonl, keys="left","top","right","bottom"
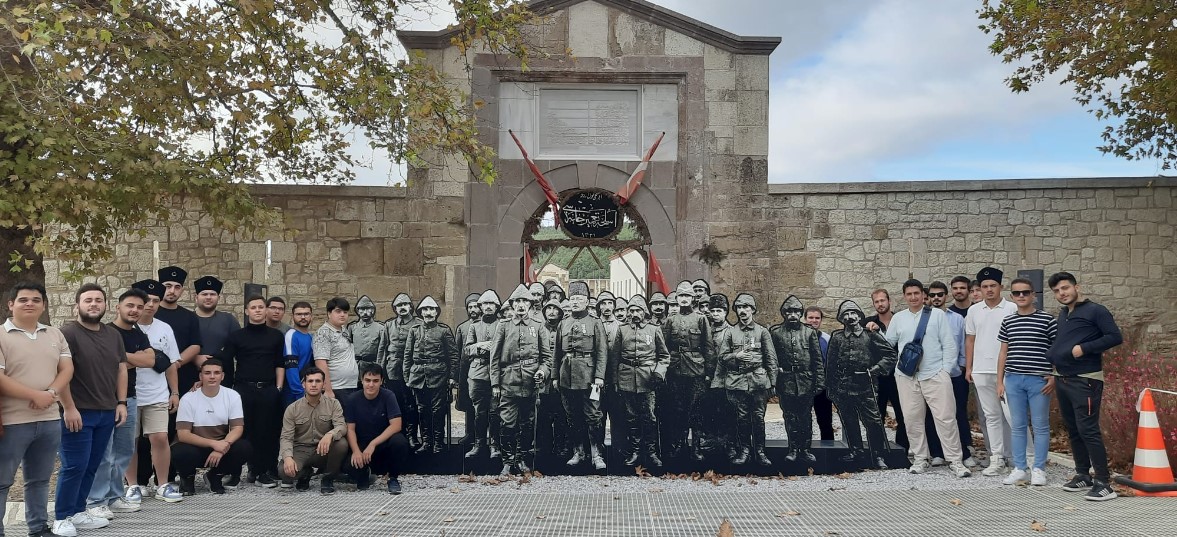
{"left": 559, "top": 189, "right": 622, "bottom": 239}
{"left": 538, "top": 88, "right": 640, "bottom": 158}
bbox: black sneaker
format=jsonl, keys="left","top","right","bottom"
{"left": 207, "top": 473, "right": 226, "bottom": 495}
{"left": 223, "top": 474, "right": 241, "bottom": 488}
{"left": 256, "top": 472, "right": 279, "bottom": 488}
{"left": 1085, "top": 481, "right": 1118, "bottom": 501}
{"left": 320, "top": 477, "right": 336, "bottom": 495}
{"left": 28, "top": 527, "right": 54, "bottom": 536}
{"left": 387, "top": 477, "right": 402, "bottom": 495}
{"left": 1062, "top": 474, "right": 1095, "bottom": 492}
{"left": 295, "top": 477, "right": 310, "bottom": 492}
{"left": 179, "top": 476, "right": 196, "bottom": 496}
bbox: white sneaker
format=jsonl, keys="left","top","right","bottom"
{"left": 50, "top": 518, "right": 78, "bottom": 537}
{"left": 950, "top": 461, "right": 972, "bottom": 478}
{"left": 1003, "top": 468, "right": 1028, "bottom": 485}
{"left": 69, "top": 512, "right": 111, "bottom": 530}
{"left": 982, "top": 457, "right": 1006, "bottom": 477}
{"left": 157, "top": 482, "right": 184, "bottom": 503}
{"left": 963, "top": 457, "right": 979, "bottom": 468}
{"left": 124, "top": 484, "right": 146, "bottom": 502}
{"left": 110, "top": 498, "right": 142, "bottom": 513}
{"left": 1031, "top": 468, "right": 1048, "bottom": 486}
{"left": 85, "top": 505, "right": 115, "bottom": 520}
{"left": 930, "top": 456, "right": 946, "bottom": 467}
{"left": 909, "top": 459, "right": 930, "bottom": 474}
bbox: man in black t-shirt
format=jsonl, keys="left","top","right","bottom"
{"left": 343, "top": 363, "right": 410, "bottom": 494}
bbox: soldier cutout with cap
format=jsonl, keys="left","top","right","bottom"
{"left": 554, "top": 281, "right": 609, "bottom": 470}
{"left": 489, "top": 285, "right": 554, "bottom": 475}
{"left": 378, "top": 294, "right": 422, "bottom": 451}
{"left": 827, "top": 300, "right": 896, "bottom": 469}
{"left": 537, "top": 298, "right": 571, "bottom": 460}
{"left": 770, "top": 295, "right": 825, "bottom": 463}
{"left": 659, "top": 281, "right": 714, "bottom": 461}
{"left": 712, "top": 293, "right": 776, "bottom": 466}
{"left": 463, "top": 290, "right": 502, "bottom": 460}
{"left": 611, "top": 295, "right": 671, "bottom": 468}
{"left": 345, "top": 296, "right": 385, "bottom": 366}
{"left": 402, "top": 296, "right": 458, "bottom": 454}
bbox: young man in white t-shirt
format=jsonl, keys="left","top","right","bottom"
{"left": 173, "top": 359, "right": 251, "bottom": 495}
{"left": 126, "top": 279, "right": 183, "bottom": 503}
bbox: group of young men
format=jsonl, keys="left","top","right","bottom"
{"left": 0, "top": 264, "right": 1123, "bottom": 535}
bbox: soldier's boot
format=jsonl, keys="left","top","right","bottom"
{"left": 499, "top": 458, "right": 514, "bottom": 476}
{"left": 646, "top": 442, "right": 663, "bottom": 468}
{"left": 516, "top": 453, "right": 532, "bottom": 475}
{"left": 784, "top": 449, "right": 799, "bottom": 462}
{"left": 432, "top": 425, "right": 446, "bottom": 454}
{"left": 800, "top": 450, "right": 817, "bottom": 463}
{"left": 566, "top": 444, "right": 587, "bottom": 466}
{"left": 872, "top": 452, "right": 889, "bottom": 470}
{"left": 488, "top": 438, "right": 501, "bottom": 460}
{"left": 623, "top": 428, "right": 641, "bottom": 465}
{"left": 466, "top": 439, "right": 487, "bottom": 459}
{"left": 415, "top": 421, "right": 433, "bottom": 454}
{"left": 590, "top": 441, "right": 607, "bottom": 471}
{"left": 731, "top": 445, "right": 750, "bottom": 466}
{"left": 838, "top": 449, "right": 862, "bottom": 463}
{"left": 406, "top": 424, "right": 421, "bottom": 451}
{"left": 752, "top": 426, "right": 772, "bottom": 467}
{"left": 690, "top": 435, "right": 705, "bottom": 462}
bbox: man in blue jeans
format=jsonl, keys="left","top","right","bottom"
{"left": 996, "top": 278, "right": 1058, "bottom": 487}
{"left": 55, "top": 284, "right": 128, "bottom": 533}
{"left": 88, "top": 288, "right": 157, "bottom": 516}
{"left": 0, "top": 282, "right": 75, "bottom": 537}
{"left": 1046, "top": 271, "right": 1122, "bottom": 501}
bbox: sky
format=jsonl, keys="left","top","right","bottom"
{"left": 349, "top": 0, "right": 1162, "bottom": 185}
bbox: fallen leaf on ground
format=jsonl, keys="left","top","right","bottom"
{"left": 649, "top": 487, "right": 665, "bottom": 493}
{"left": 443, "top": 517, "right": 456, "bottom": 523}
{"left": 532, "top": 470, "right": 544, "bottom": 477}
{"left": 835, "top": 472, "right": 852, "bottom": 479}
{"left": 686, "top": 516, "right": 698, "bottom": 521}
{"left": 535, "top": 515, "right": 546, "bottom": 520}
{"left": 808, "top": 468, "right": 815, "bottom": 476}
{"left": 717, "top": 518, "right": 734, "bottom": 537}
{"left": 650, "top": 511, "right": 660, "bottom": 517}
{"left": 458, "top": 473, "right": 477, "bottom": 483}
{"left": 377, "top": 511, "right": 389, "bottom": 516}
{"left": 1062, "top": 506, "right": 1077, "bottom": 511}
{"left": 776, "top": 511, "right": 801, "bottom": 517}
{"left": 788, "top": 476, "right": 799, "bottom": 481}
{"left": 949, "top": 498, "right": 963, "bottom": 506}
{"left": 825, "top": 531, "right": 840, "bottom": 536}
{"left": 1030, "top": 520, "right": 1046, "bottom": 532}
{"left": 449, "top": 487, "right": 460, "bottom": 494}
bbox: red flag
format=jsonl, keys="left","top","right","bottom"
{"left": 647, "top": 250, "right": 670, "bottom": 295}
{"left": 508, "top": 130, "right": 561, "bottom": 228}
{"left": 523, "top": 247, "right": 536, "bottom": 285}
{"left": 617, "top": 131, "right": 665, "bottom": 204}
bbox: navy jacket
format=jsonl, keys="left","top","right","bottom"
{"left": 1046, "top": 300, "right": 1122, "bottom": 376}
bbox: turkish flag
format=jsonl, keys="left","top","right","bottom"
{"left": 523, "top": 247, "right": 536, "bottom": 284}
{"left": 617, "top": 131, "right": 665, "bottom": 204}
{"left": 647, "top": 250, "right": 670, "bottom": 295}
{"left": 508, "top": 130, "right": 562, "bottom": 228}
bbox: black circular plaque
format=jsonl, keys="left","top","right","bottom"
{"left": 559, "top": 190, "right": 623, "bottom": 240}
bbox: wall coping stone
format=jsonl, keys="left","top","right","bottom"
{"left": 251, "top": 184, "right": 408, "bottom": 199}
{"left": 767, "top": 176, "right": 1176, "bottom": 195}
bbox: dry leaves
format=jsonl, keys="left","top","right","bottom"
{"left": 1030, "top": 520, "right": 1047, "bottom": 532}
{"left": 1062, "top": 506, "right": 1077, "bottom": 511}
{"left": 807, "top": 467, "right": 815, "bottom": 476}
{"left": 776, "top": 511, "right": 801, "bottom": 517}
{"left": 834, "top": 472, "right": 853, "bottom": 479}
{"left": 717, "top": 518, "right": 734, "bottom": 537}
{"left": 443, "top": 517, "right": 456, "bottom": 523}
{"left": 534, "top": 515, "right": 546, "bottom": 520}
{"left": 635, "top": 465, "right": 652, "bottom": 478}
{"left": 949, "top": 498, "right": 963, "bottom": 506}
{"left": 458, "top": 473, "right": 477, "bottom": 483}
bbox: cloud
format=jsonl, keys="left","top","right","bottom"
{"left": 767, "top": 0, "right": 1083, "bottom": 182}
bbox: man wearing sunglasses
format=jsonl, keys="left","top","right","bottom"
{"left": 924, "top": 281, "right": 976, "bottom": 468}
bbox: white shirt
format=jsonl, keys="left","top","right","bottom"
{"left": 965, "top": 298, "right": 1017, "bottom": 374}
{"left": 313, "top": 323, "right": 359, "bottom": 390}
{"left": 138, "top": 319, "right": 182, "bottom": 405}
{"left": 177, "top": 386, "right": 244, "bottom": 441}
{"left": 884, "top": 307, "right": 958, "bottom": 381}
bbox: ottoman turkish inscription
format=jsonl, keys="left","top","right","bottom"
{"left": 538, "top": 88, "right": 641, "bottom": 158}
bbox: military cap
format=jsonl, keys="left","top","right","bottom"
{"left": 649, "top": 292, "right": 667, "bottom": 305}
{"left": 568, "top": 281, "right": 589, "bottom": 297}
{"left": 193, "top": 276, "right": 223, "bottom": 294}
{"left": 132, "top": 279, "right": 164, "bottom": 299}
{"left": 708, "top": 293, "right": 729, "bottom": 311}
{"left": 614, "top": 297, "right": 629, "bottom": 310}
{"left": 977, "top": 266, "right": 1003, "bottom": 285}
{"left": 478, "top": 289, "right": 501, "bottom": 305}
{"left": 733, "top": 293, "right": 757, "bottom": 310}
{"left": 158, "top": 266, "right": 187, "bottom": 285}
{"left": 528, "top": 283, "right": 545, "bottom": 295}
{"left": 417, "top": 295, "right": 439, "bottom": 311}
{"left": 628, "top": 295, "right": 649, "bottom": 314}
{"left": 465, "top": 292, "right": 481, "bottom": 306}
{"left": 597, "top": 291, "right": 615, "bottom": 303}
{"left": 781, "top": 295, "right": 804, "bottom": 313}
{"left": 392, "top": 293, "right": 413, "bottom": 307}
{"left": 509, "top": 284, "right": 534, "bottom": 303}
{"left": 692, "top": 279, "right": 710, "bottom": 292}
{"left": 666, "top": 292, "right": 677, "bottom": 304}
{"left": 543, "top": 298, "right": 563, "bottom": 311}
{"left": 547, "top": 282, "right": 566, "bottom": 295}
{"left": 356, "top": 295, "right": 376, "bottom": 309}
{"left": 675, "top": 281, "right": 694, "bottom": 295}
{"left": 836, "top": 300, "right": 864, "bottom": 322}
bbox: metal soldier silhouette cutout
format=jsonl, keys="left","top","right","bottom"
{"left": 769, "top": 295, "right": 825, "bottom": 463}
{"left": 659, "top": 281, "right": 713, "bottom": 461}
{"left": 536, "top": 298, "right": 570, "bottom": 460}
{"left": 403, "top": 296, "right": 458, "bottom": 454}
{"left": 611, "top": 295, "right": 670, "bottom": 468}
{"left": 454, "top": 293, "right": 482, "bottom": 444}
{"left": 554, "top": 281, "right": 609, "bottom": 470}
{"left": 826, "top": 300, "right": 897, "bottom": 469}
{"left": 379, "top": 293, "right": 422, "bottom": 450}
{"left": 463, "top": 290, "right": 502, "bottom": 460}
{"left": 490, "top": 285, "right": 554, "bottom": 475}
{"left": 345, "top": 295, "right": 385, "bottom": 364}
{"left": 712, "top": 293, "right": 776, "bottom": 466}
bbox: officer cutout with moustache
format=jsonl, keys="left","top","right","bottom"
{"left": 711, "top": 293, "right": 776, "bottom": 467}
{"left": 769, "top": 295, "right": 825, "bottom": 463}
{"left": 490, "top": 285, "right": 554, "bottom": 475}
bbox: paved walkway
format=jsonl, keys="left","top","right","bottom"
{"left": 6, "top": 487, "right": 1169, "bottom": 537}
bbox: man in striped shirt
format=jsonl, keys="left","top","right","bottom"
{"left": 996, "top": 278, "right": 1057, "bottom": 487}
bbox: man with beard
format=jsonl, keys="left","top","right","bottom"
{"left": 56, "top": 284, "right": 125, "bottom": 532}
{"left": 711, "top": 293, "right": 775, "bottom": 466}
{"left": 648, "top": 293, "right": 668, "bottom": 326}
{"left": 804, "top": 306, "right": 835, "bottom": 442}
{"left": 278, "top": 367, "right": 347, "bottom": 495}
{"left": 266, "top": 297, "right": 291, "bottom": 334}
{"left": 597, "top": 292, "right": 618, "bottom": 333}
{"left": 611, "top": 295, "right": 670, "bottom": 468}
{"left": 154, "top": 267, "right": 202, "bottom": 408}
{"left": 554, "top": 282, "right": 608, "bottom": 469}
{"left": 346, "top": 296, "right": 385, "bottom": 365}
{"left": 464, "top": 290, "right": 502, "bottom": 459}
{"left": 949, "top": 276, "right": 972, "bottom": 318}
{"left": 659, "top": 281, "right": 713, "bottom": 461}
{"left": 490, "top": 285, "right": 553, "bottom": 475}
{"left": 283, "top": 302, "right": 315, "bottom": 406}
{"left": 214, "top": 295, "right": 285, "bottom": 488}
{"left": 603, "top": 295, "right": 628, "bottom": 455}
{"left": 864, "top": 289, "right": 907, "bottom": 452}
{"left": 537, "top": 298, "right": 571, "bottom": 460}
{"left": 827, "top": 300, "right": 895, "bottom": 470}
{"left": 527, "top": 283, "right": 546, "bottom": 324}
{"left": 379, "top": 294, "right": 422, "bottom": 450}
{"left": 770, "top": 295, "right": 824, "bottom": 463}
{"left": 193, "top": 276, "right": 240, "bottom": 388}
{"left": 453, "top": 293, "right": 481, "bottom": 446}
{"left": 402, "top": 296, "right": 458, "bottom": 454}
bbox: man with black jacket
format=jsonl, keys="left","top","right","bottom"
{"left": 1046, "top": 272, "right": 1122, "bottom": 501}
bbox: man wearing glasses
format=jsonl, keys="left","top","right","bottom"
{"left": 924, "top": 281, "right": 976, "bottom": 468}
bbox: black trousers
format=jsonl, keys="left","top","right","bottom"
{"left": 1056, "top": 376, "right": 1109, "bottom": 481}
{"left": 468, "top": 378, "right": 499, "bottom": 446}
{"left": 342, "top": 433, "right": 410, "bottom": 479}
{"left": 620, "top": 391, "right": 657, "bottom": 455}
{"left": 235, "top": 383, "right": 282, "bottom": 477}
{"left": 832, "top": 392, "right": 887, "bottom": 453}
{"left": 698, "top": 388, "right": 733, "bottom": 451}
{"left": 498, "top": 395, "right": 537, "bottom": 462}
{"left": 928, "top": 373, "right": 973, "bottom": 460}
{"left": 413, "top": 386, "right": 449, "bottom": 447}
{"left": 386, "top": 380, "right": 419, "bottom": 440}
{"left": 813, "top": 389, "right": 835, "bottom": 441}
{"left": 778, "top": 393, "right": 815, "bottom": 452}
{"left": 172, "top": 439, "right": 253, "bottom": 480}
{"left": 659, "top": 375, "right": 706, "bottom": 452}
{"left": 726, "top": 391, "right": 767, "bottom": 453}
{"left": 875, "top": 375, "right": 908, "bottom": 449}
{"left": 561, "top": 388, "right": 602, "bottom": 451}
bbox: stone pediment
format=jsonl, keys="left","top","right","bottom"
{"left": 397, "top": 0, "right": 780, "bottom": 54}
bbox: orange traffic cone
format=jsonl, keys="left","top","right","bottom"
{"left": 1114, "top": 389, "right": 1177, "bottom": 496}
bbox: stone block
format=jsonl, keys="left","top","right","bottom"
{"left": 704, "top": 69, "right": 736, "bottom": 94}
{"left": 703, "top": 44, "right": 731, "bottom": 70}
{"left": 424, "top": 236, "right": 466, "bottom": 259}
{"left": 663, "top": 29, "right": 703, "bottom": 56}
{"left": 707, "top": 101, "right": 737, "bottom": 126}
{"left": 568, "top": 1, "right": 608, "bottom": 58}
{"left": 326, "top": 221, "right": 360, "bottom": 238}
{"left": 271, "top": 241, "right": 297, "bottom": 262}
{"left": 611, "top": 11, "right": 664, "bottom": 56}
{"left": 342, "top": 239, "right": 384, "bottom": 276}
{"left": 734, "top": 55, "right": 769, "bottom": 90}
{"left": 239, "top": 242, "right": 266, "bottom": 262}
{"left": 384, "top": 239, "right": 424, "bottom": 277}
{"left": 362, "top": 221, "right": 402, "bottom": 238}
{"left": 736, "top": 90, "right": 768, "bottom": 126}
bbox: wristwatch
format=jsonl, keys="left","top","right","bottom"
{"left": 117, "top": 400, "right": 127, "bottom": 406}
{"left": 46, "top": 388, "right": 59, "bottom": 400}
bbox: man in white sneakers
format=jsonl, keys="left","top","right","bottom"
{"left": 966, "top": 267, "right": 1017, "bottom": 476}
{"left": 997, "top": 278, "right": 1057, "bottom": 487}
